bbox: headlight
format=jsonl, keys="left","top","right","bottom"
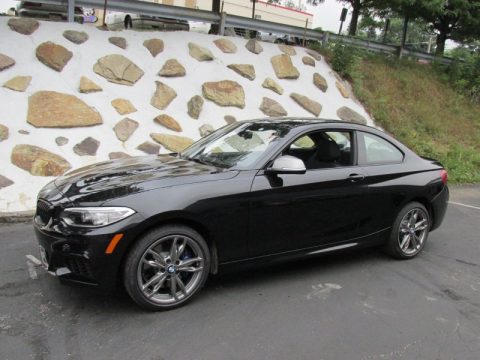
{"left": 60, "top": 207, "right": 135, "bottom": 227}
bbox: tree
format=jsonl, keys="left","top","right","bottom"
{"left": 425, "top": 0, "right": 480, "bottom": 55}
{"left": 336, "top": 0, "right": 379, "bottom": 36}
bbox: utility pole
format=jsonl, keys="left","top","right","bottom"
{"left": 252, "top": 0, "right": 256, "bottom": 19}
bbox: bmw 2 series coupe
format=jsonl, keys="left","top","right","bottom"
{"left": 34, "top": 119, "right": 449, "bottom": 310}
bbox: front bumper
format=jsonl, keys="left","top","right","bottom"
{"left": 33, "top": 214, "right": 143, "bottom": 292}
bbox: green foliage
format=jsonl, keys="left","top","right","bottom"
{"left": 357, "top": 15, "right": 435, "bottom": 52}
{"left": 329, "top": 42, "right": 362, "bottom": 78}
{"left": 437, "top": 46, "right": 480, "bottom": 102}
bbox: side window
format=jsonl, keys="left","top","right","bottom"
{"left": 358, "top": 132, "right": 403, "bottom": 165}
{"left": 283, "top": 130, "right": 353, "bottom": 170}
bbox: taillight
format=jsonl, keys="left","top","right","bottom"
{"left": 440, "top": 169, "right": 448, "bottom": 185}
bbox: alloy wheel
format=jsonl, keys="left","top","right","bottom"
{"left": 398, "top": 208, "right": 429, "bottom": 256}
{"left": 136, "top": 235, "right": 204, "bottom": 305}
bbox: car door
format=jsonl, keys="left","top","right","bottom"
{"left": 248, "top": 129, "right": 370, "bottom": 258}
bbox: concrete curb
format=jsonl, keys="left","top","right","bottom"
{"left": 0, "top": 211, "right": 34, "bottom": 224}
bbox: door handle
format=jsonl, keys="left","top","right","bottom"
{"left": 348, "top": 173, "right": 365, "bottom": 182}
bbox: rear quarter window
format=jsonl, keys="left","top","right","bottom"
{"left": 358, "top": 132, "right": 404, "bottom": 165}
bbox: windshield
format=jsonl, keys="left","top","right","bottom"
{"left": 180, "top": 122, "right": 295, "bottom": 170}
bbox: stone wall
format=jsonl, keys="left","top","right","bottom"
{"left": 0, "top": 17, "right": 373, "bottom": 213}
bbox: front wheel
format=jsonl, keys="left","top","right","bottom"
{"left": 386, "top": 202, "right": 430, "bottom": 259}
{"left": 123, "top": 225, "right": 210, "bottom": 310}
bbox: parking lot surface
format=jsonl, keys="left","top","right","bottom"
{"left": 1, "top": 186, "right": 479, "bottom": 360}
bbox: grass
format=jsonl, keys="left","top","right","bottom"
{"left": 348, "top": 55, "right": 480, "bottom": 184}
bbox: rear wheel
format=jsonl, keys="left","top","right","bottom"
{"left": 123, "top": 225, "right": 210, "bottom": 310}
{"left": 386, "top": 202, "right": 430, "bottom": 259}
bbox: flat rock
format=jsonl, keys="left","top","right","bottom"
{"left": 109, "top": 152, "right": 131, "bottom": 160}
{"left": 36, "top": 42, "right": 73, "bottom": 72}
{"left": 213, "top": 38, "right": 237, "bottom": 53}
{"left": 271, "top": 54, "right": 299, "bottom": 79}
{"left": 305, "top": 49, "right": 322, "bottom": 61}
{"left": 158, "top": 59, "right": 186, "bottom": 77}
{"left": 227, "top": 64, "right": 256, "bottom": 81}
{"left": 63, "top": 30, "right": 89, "bottom": 44}
{"left": 3, "top": 76, "right": 31, "bottom": 92}
{"left": 137, "top": 141, "right": 160, "bottom": 155}
{"left": 188, "top": 42, "right": 213, "bottom": 61}
{"left": 27, "top": 91, "right": 102, "bottom": 128}
{"left": 109, "top": 36, "right": 127, "bottom": 49}
{"left": 262, "top": 77, "right": 284, "bottom": 95}
{"left": 154, "top": 114, "right": 182, "bottom": 132}
{"left": 245, "top": 39, "right": 263, "bottom": 54}
{"left": 111, "top": 98, "right": 136, "bottom": 115}
{"left": 73, "top": 137, "right": 100, "bottom": 156}
{"left": 202, "top": 80, "right": 245, "bottom": 108}
{"left": 151, "top": 81, "right": 177, "bottom": 110}
{"left": 55, "top": 136, "right": 69, "bottom": 146}
{"left": 224, "top": 115, "right": 236, "bottom": 124}
{"left": 278, "top": 44, "right": 296, "bottom": 56}
{"left": 0, "top": 175, "right": 14, "bottom": 189}
{"left": 93, "top": 54, "right": 144, "bottom": 86}
{"left": 336, "top": 81, "right": 350, "bottom": 98}
{"left": 0, "top": 124, "right": 8, "bottom": 141}
{"left": 8, "top": 18, "right": 39, "bottom": 35}
{"left": 79, "top": 76, "right": 102, "bottom": 93}
{"left": 199, "top": 124, "right": 214, "bottom": 137}
{"left": 143, "top": 39, "right": 164, "bottom": 57}
{"left": 337, "top": 106, "right": 367, "bottom": 125}
{"left": 113, "top": 118, "right": 139, "bottom": 141}
{"left": 302, "top": 56, "right": 315, "bottom": 67}
{"left": 313, "top": 73, "right": 328, "bottom": 92}
{"left": 11, "top": 144, "right": 71, "bottom": 176}
{"left": 259, "top": 97, "right": 287, "bottom": 117}
{"left": 0, "top": 53, "right": 15, "bottom": 72}
{"left": 150, "top": 133, "right": 194, "bottom": 152}
{"left": 290, "top": 93, "right": 322, "bottom": 116}
{"left": 187, "top": 95, "right": 204, "bottom": 119}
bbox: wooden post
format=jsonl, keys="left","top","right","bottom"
{"left": 219, "top": 12, "right": 226, "bottom": 36}
{"left": 102, "top": 0, "right": 108, "bottom": 27}
{"left": 302, "top": 18, "right": 308, "bottom": 47}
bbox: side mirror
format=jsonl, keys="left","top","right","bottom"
{"left": 265, "top": 155, "right": 306, "bottom": 175}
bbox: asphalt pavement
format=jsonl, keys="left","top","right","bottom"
{"left": 1, "top": 185, "right": 479, "bottom": 360}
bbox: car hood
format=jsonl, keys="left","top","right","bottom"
{"left": 53, "top": 155, "right": 237, "bottom": 204}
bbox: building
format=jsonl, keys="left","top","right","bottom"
{"left": 157, "top": 0, "right": 313, "bottom": 28}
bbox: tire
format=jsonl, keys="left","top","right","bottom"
{"left": 385, "top": 202, "right": 430, "bottom": 259}
{"left": 124, "top": 15, "right": 132, "bottom": 29}
{"left": 123, "top": 225, "right": 210, "bottom": 311}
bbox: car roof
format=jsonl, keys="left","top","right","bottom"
{"left": 236, "top": 117, "right": 377, "bottom": 131}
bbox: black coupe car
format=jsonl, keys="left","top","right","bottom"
{"left": 34, "top": 119, "right": 449, "bottom": 310}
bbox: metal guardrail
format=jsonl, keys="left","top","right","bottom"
{"left": 23, "top": 0, "right": 453, "bottom": 65}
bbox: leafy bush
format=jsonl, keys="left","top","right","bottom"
{"left": 443, "top": 47, "right": 480, "bottom": 103}
{"left": 330, "top": 42, "right": 361, "bottom": 78}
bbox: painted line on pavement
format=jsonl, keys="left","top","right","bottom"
{"left": 448, "top": 201, "right": 480, "bottom": 210}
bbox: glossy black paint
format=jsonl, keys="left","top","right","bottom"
{"left": 33, "top": 119, "right": 449, "bottom": 291}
